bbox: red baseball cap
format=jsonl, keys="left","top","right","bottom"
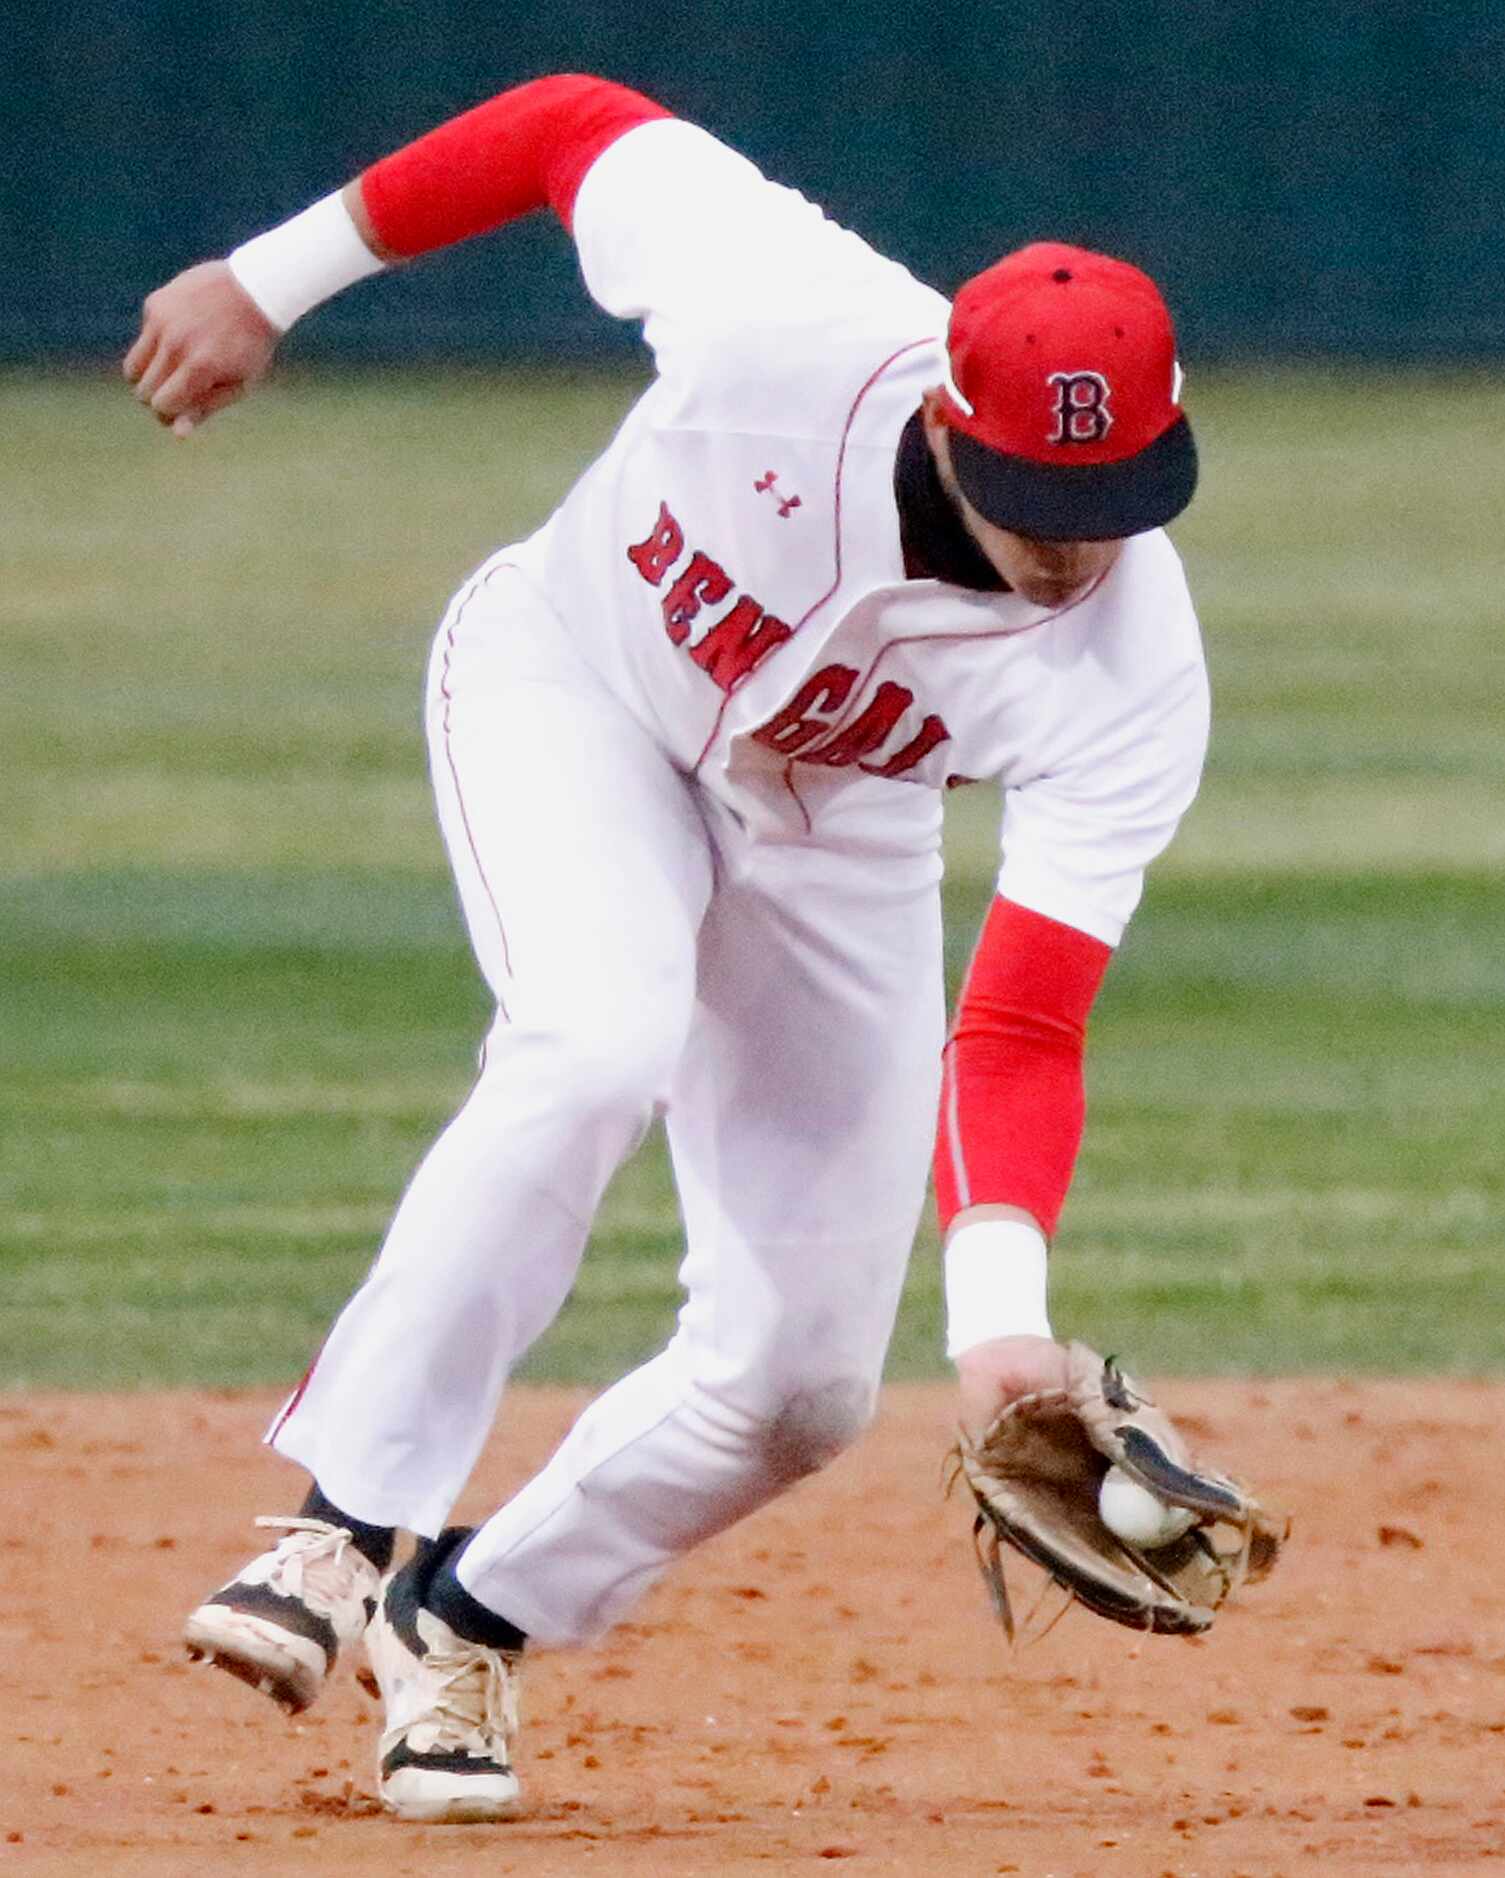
{"left": 937, "top": 241, "right": 1197, "bottom": 541}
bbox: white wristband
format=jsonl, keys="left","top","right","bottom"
{"left": 227, "top": 189, "right": 385, "bottom": 334}
{"left": 944, "top": 1218, "right": 1052, "bottom": 1357}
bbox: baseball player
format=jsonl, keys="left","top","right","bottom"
{"left": 125, "top": 73, "right": 1207, "bottom": 1824}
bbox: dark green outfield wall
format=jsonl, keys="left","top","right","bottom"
{"left": 11, "top": 1, "right": 1503, "bottom": 362}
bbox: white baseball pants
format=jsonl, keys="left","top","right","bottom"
{"left": 271, "top": 563, "right": 944, "bottom": 1645}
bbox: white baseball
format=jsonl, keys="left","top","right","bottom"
{"left": 1097, "top": 1464, "right": 1197, "bottom": 1549}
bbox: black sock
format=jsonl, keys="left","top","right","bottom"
{"left": 300, "top": 1482, "right": 396, "bottom": 1574}
{"left": 419, "top": 1530, "right": 528, "bottom": 1653}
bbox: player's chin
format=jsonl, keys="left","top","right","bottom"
{"left": 1018, "top": 578, "right": 1084, "bottom": 609}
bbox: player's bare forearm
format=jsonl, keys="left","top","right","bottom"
{"left": 123, "top": 260, "right": 282, "bottom": 436}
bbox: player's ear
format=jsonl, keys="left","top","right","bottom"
{"left": 919, "top": 386, "right": 950, "bottom": 449}
{"left": 919, "top": 389, "right": 955, "bottom": 469}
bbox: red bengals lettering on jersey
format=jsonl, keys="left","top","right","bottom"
{"left": 626, "top": 503, "right": 950, "bottom": 778}
{"left": 627, "top": 502, "right": 793, "bottom": 690}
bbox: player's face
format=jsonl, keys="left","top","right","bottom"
{"left": 960, "top": 512, "right": 1122, "bottom": 609}
{"left": 923, "top": 402, "right": 1125, "bottom": 606}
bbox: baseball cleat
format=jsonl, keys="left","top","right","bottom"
{"left": 364, "top": 1555, "right": 522, "bottom": 1824}
{"left": 183, "top": 1516, "right": 381, "bottom": 1714}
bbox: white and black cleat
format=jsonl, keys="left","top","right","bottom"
{"left": 365, "top": 1538, "right": 522, "bottom": 1824}
{"left": 183, "top": 1516, "right": 380, "bottom": 1715}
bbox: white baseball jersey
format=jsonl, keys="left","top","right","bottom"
{"left": 267, "top": 97, "right": 1211, "bottom": 1650}
{"left": 495, "top": 118, "right": 1209, "bottom": 946}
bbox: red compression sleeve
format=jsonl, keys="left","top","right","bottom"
{"left": 934, "top": 898, "right": 1113, "bottom": 1238}
{"left": 360, "top": 73, "right": 672, "bottom": 253}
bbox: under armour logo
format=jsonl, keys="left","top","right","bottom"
{"left": 1047, "top": 371, "right": 1113, "bottom": 445}
{"left": 754, "top": 470, "right": 802, "bottom": 518}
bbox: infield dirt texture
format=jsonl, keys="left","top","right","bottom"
{"left": 6, "top": 1380, "right": 1505, "bottom": 1873}
{"left": 3, "top": 372, "right": 1502, "bottom": 1870}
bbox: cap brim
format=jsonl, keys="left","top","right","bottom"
{"left": 949, "top": 414, "right": 1198, "bottom": 541}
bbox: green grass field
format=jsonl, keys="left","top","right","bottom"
{"left": 2, "top": 367, "right": 1501, "bottom": 1387}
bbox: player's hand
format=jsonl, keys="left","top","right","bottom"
{"left": 123, "top": 261, "right": 280, "bottom": 437}
{"left": 954, "top": 1333, "right": 1070, "bottom": 1434}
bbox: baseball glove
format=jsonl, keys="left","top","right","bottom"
{"left": 953, "top": 1342, "right": 1287, "bottom": 1638}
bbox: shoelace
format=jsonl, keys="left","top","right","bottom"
{"left": 253, "top": 1515, "right": 362, "bottom": 1607}
{"left": 419, "top": 1639, "right": 519, "bottom": 1760}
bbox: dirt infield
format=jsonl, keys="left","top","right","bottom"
{"left": 4, "top": 1381, "right": 1504, "bottom": 1876}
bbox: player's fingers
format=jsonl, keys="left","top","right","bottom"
{"left": 157, "top": 376, "right": 247, "bottom": 437}
{"left": 122, "top": 323, "right": 157, "bottom": 384}
{"left": 132, "top": 337, "right": 184, "bottom": 407}
{"left": 195, "top": 380, "right": 247, "bottom": 419}
{"left": 145, "top": 354, "right": 205, "bottom": 421}
{"left": 164, "top": 380, "right": 247, "bottom": 436}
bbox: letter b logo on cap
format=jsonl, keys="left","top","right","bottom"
{"left": 1047, "top": 371, "right": 1113, "bottom": 445}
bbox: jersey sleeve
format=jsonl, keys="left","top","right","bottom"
{"left": 933, "top": 541, "right": 1209, "bottom": 1237}
{"left": 568, "top": 118, "right": 939, "bottom": 367}
{"left": 997, "top": 601, "right": 1210, "bottom": 947}
{"left": 357, "top": 73, "right": 933, "bottom": 374}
